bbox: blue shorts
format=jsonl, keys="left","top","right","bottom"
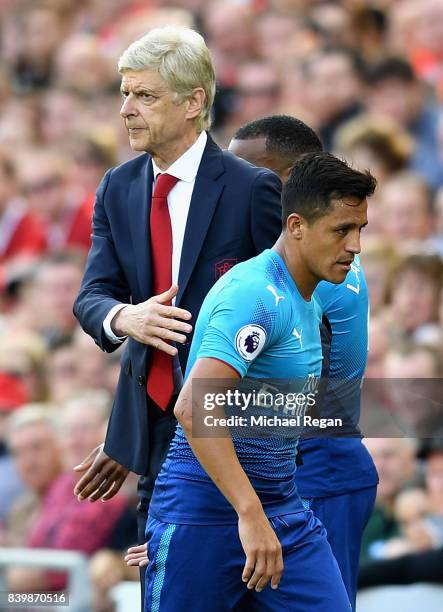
{"left": 301, "top": 485, "right": 377, "bottom": 611}
{"left": 144, "top": 510, "right": 350, "bottom": 612}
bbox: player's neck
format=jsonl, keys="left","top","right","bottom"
{"left": 274, "top": 240, "right": 318, "bottom": 301}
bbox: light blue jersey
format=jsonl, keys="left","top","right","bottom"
{"left": 149, "top": 249, "right": 323, "bottom": 524}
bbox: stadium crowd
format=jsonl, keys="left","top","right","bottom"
{"left": 0, "top": 0, "right": 442, "bottom": 609}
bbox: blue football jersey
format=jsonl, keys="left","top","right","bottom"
{"left": 296, "top": 256, "right": 378, "bottom": 497}
{"left": 149, "top": 249, "right": 323, "bottom": 524}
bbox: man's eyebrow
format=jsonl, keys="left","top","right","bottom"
{"left": 120, "top": 85, "right": 161, "bottom": 94}
{"left": 335, "top": 220, "right": 368, "bottom": 230}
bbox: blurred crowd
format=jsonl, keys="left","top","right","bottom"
{"left": 0, "top": 0, "right": 442, "bottom": 608}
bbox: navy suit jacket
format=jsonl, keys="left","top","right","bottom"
{"left": 74, "top": 134, "right": 281, "bottom": 474}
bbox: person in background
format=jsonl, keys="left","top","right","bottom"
{"left": 361, "top": 438, "right": 420, "bottom": 563}
{"left": 363, "top": 56, "right": 443, "bottom": 189}
{"left": 0, "top": 148, "right": 45, "bottom": 290}
{"left": 0, "top": 373, "right": 28, "bottom": 528}
{"left": 7, "top": 392, "right": 135, "bottom": 593}
{"left": 385, "top": 253, "right": 442, "bottom": 347}
{"left": 359, "top": 439, "right": 443, "bottom": 589}
{"left": 301, "top": 47, "right": 364, "bottom": 150}
{"left": 20, "top": 151, "right": 92, "bottom": 253}
{"left": 4, "top": 405, "right": 62, "bottom": 547}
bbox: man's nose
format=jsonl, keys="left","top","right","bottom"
{"left": 120, "top": 94, "right": 137, "bottom": 118}
{"left": 346, "top": 231, "right": 361, "bottom": 254}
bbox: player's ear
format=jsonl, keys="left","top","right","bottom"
{"left": 287, "top": 213, "right": 303, "bottom": 239}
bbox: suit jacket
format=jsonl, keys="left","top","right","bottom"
{"left": 74, "top": 135, "right": 281, "bottom": 474}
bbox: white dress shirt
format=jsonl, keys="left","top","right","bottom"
{"left": 103, "top": 130, "right": 208, "bottom": 343}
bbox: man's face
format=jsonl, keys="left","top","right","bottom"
{"left": 363, "top": 438, "right": 416, "bottom": 503}
{"left": 296, "top": 197, "right": 368, "bottom": 284}
{"left": 380, "top": 183, "right": 431, "bottom": 242}
{"left": 9, "top": 422, "right": 62, "bottom": 494}
{"left": 305, "top": 54, "right": 359, "bottom": 122}
{"left": 365, "top": 78, "right": 422, "bottom": 127}
{"left": 120, "top": 69, "right": 190, "bottom": 154}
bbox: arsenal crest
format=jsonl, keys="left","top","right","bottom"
{"left": 215, "top": 258, "right": 238, "bottom": 279}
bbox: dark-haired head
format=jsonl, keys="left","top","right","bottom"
{"left": 283, "top": 152, "right": 376, "bottom": 226}
{"left": 229, "top": 115, "right": 322, "bottom": 182}
{"left": 277, "top": 152, "right": 376, "bottom": 289}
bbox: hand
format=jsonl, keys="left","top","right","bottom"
{"left": 112, "top": 284, "right": 192, "bottom": 355}
{"left": 124, "top": 543, "right": 149, "bottom": 568}
{"left": 73, "top": 444, "right": 129, "bottom": 502}
{"left": 238, "top": 511, "right": 284, "bottom": 592}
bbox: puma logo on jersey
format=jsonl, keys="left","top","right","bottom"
{"left": 292, "top": 327, "right": 303, "bottom": 348}
{"left": 266, "top": 285, "right": 285, "bottom": 307}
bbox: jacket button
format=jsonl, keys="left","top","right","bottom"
{"left": 138, "top": 375, "right": 146, "bottom": 386}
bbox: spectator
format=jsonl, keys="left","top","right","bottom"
{"left": 363, "top": 57, "right": 443, "bottom": 188}
{"left": 0, "top": 331, "right": 48, "bottom": 403}
{"left": 4, "top": 405, "right": 62, "bottom": 547}
{"left": 334, "top": 115, "right": 413, "bottom": 184}
{"left": 0, "top": 373, "right": 28, "bottom": 526}
{"left": 410, "top": 0, "right": 443, "bottom": 100}
{"left": 7, "top": 392, "right": 135, "bottom": 593}
{"left": 301, "top": 46, "right": 363, "bottom": 149}
{"left": 54, "top": 34, "right": 115, "bottom": 96}
{"left": 383, "top": 344, "right": 443, "bottom": 437}
{"left": 361, "top": 438, "right": 420, "bottom": 563}
{"left": 359, "top": 241, "right": 398, "bottom": 316}
{"left": 25, "top": 253, "right": 84, "bottom": 346}
{"left": 228, "top": 62, "right": 281, "bottom": 134}
{"left": 386, "top": 253, "right": 442, "bottom": 346}
{"left": 365, "top": 317, "right": 390, "bottom": 379}
{"left": 38, "top": 89, "right": 85, "bottom": 147}
{"left": 377, "top": 172, "right": 434, "bottom": 245}
{"left": 359, "top": 439, "right": 443, "bottom": 589}
{"left": 0, "top": 149, "right": 46, "bottom": 270}
{"left": 68, "top": 129, "right": 118, "bottom": 227}
{"left": 8, "top": 5, "right": 64, "bottom": 92}
{"left": 20, "top": 151, "right": 92, "bottom": 253}
{"left": 72, "top": 330, "right": 110, "bottom": 395}
{"left": 203, "top": 0, "right": 255, "bottom": 85}
{"left": 45, "top": 339, "right": 81, "bottom": 403}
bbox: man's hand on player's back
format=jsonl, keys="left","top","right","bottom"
{"left": 73, "top": 444, "right": 129, "bottom": 502}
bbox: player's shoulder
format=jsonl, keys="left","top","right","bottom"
{"left": 212, "top": 251, "right": 291, "bottom": 312}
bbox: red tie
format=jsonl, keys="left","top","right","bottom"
{"left": 146, "top": 173, "right": 179, "bottom": 410}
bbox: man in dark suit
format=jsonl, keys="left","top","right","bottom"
{"left": 72, "top": 25, "right": 281, "bottom": 582}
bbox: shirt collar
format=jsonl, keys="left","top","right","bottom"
{"left": 151, "top": 131, "right": 208, "bottom": 183}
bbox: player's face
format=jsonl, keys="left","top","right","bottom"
{"left": 120, "top": 69, "right": 189, "bottom": 154}
{"left": 301, "top": 197, "right": 368, "bottom": 284}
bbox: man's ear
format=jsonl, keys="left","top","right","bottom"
{"left": 286, "top": 213, "right": 303, "bottom": 239}
{"left": 185, "top": 88, "right": 206, "bottom": 120}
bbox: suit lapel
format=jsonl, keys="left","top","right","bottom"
{"left": 176, "top": 136, "right": 225, "bottom": 306}
{"left": 128, "top": 155, "right": 153, "bottom": 299}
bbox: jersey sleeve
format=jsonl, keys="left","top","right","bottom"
{"left": 196, "top": 278, "right": 282, "bottom": 377}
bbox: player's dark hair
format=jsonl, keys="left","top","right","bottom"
{"left": 364, "top": 57, "right": 416, "bottom": 85}
{"left": 282, "top": 152, "right": 376, "bottom": 225}
{"left": 233, "top": 115, "right": 323, "bottom": 161}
